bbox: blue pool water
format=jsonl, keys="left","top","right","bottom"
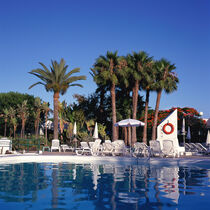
{"left": 0, "top": 161, "right": 210, "bottom": 209}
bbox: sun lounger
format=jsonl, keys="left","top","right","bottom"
{"left": 149, "top": 140, "right": 163, "bottom": 157}
{"left": 91, "top": 139, "right": 102, "bottom": 156}
{"left": 102, "top": 140, "right": 114, "bottom": 156}
{"left": 51, "top": 139, "right": 61, "bottom": 152}
{"left": 112, "top": 140, "right": 127, "bottom": 156}
{"left": 76, "top": 142, "right": 92, "bottom": 155}
{"left": 61, "top": 144, "right": 74, "bottom": 152}
{"left": 162, "top": 140, "right": 178, "bottom": 157}
{"left": 132, "top": 142, "right": 150, "bottom": 157}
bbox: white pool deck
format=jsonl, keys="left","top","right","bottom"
{"left": 0, "top": 153, "right": 210, "bottom": 167}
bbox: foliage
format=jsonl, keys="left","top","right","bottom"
{"left": 0, "top": 92, "right": 37, "bottom": 136}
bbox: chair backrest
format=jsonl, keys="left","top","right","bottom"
{"left": 80, "top": 142, "right": 90, "bottom": 149}
{"left": 89, "top": 142, "right": 94, "bottom": 148}
{"left": 103, "top": 141, "right": 114, "bottom": 152}
{"left": 52, "top": 139, "right": 60, "bottom": 147}
{"left": 112, "top": 140, "right": 126, "bottom": 153}
{"left": 91, "top": 139, "right": 102, "bottom": 154}
{"left": 149, "top": 140, "right": 161, "bottom": 154}
{"left": 162, "top": 140, "right": 174, "bottom": 155}
{"left": 105, "top": 140, "right": 111, "bottom": 144}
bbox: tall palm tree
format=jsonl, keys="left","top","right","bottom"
{"left": 91, "top": 51, "right": 121, "bottom": 141}
{"left": 126, "top": 51, "right": 153, "bottom": 145}
{"left": 151, "top": 59, "right": 179, "bottom": 140}
{"left": 2, "top": 108, "right": 9, "bottom": 137}
{"left": 42, "top": 102, "right": 51, "bottom": 145}
{"left": 17, "top": 100, "right": 29, "bottom": 139}
{"left": 29, "top": 58, "right": 86, "bottom": 139}
{"left": 34, "top": 97, "right": 42, "bottom": 139}
{"left": 141, "top": 61, "right": 156, "bottom": 144}
{"left": 8, "top": 107, "right": 17, "bottom": 139}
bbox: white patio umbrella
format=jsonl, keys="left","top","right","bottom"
{"left": 186, "top": 126, "right": 191, "bottom": 140}
{"left": 114, "top": 119, "right": 145, "bottom": 147}
{"left": 206, "top": 130, "right": 210, "bottom": 145}
{"left": 93, "top": 122, "right": 98, "bottom": 139}
{"left": 114, "top": 119, "right": 145, "bottom": 127}
{"left": 73, "top": 122, "right": 77, "bottom": 135}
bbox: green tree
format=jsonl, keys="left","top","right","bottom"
{"left": 29, "top": 58, "right": 86, "bottom": 139}
{"left": 1, "top": 108, "right": 9, "bottom": 137}
{"left": 34, "top": 97, "right": 42, "bottom": 139}
{"left": 126, "top": 51, "right": 153, "bottom": 145}
{"left": 141, "top": 61, "right": 156, "bottom": 144}
{"left": 91, "top": 51, "right": 121, "bottom": 140}
{"left": 17, "top": 100, "right": 29, "bottom": 139}
{"left": 151, "top": 59, "right": 179, "bottom": 140}
{"left": 8, "top": 107, "right": 17, "bottom": 138}
{"left": 42, "top": 102, "right": 51, "bottom": 145}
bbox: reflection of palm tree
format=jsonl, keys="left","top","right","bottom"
{"left": 29, "top": 58, "right": 86, "bottom": 139}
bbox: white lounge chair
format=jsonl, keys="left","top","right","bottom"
{"left": 162, "top": 140, "right": 178, "bottom": 157}
{"left": 91, "top": 139, "right": 102, "bottom": 156}
{"left": 76, "top": 142, "right": 91, "bottom": 155}
{"left": 133, "top": 142, "right": 150, "bottom": 157}
{"left": 149, "top": 140, "right": 163, "bottom": 157}
{"left": 112, "top": 140, "right": 127, "bottom": 156}
{"left": 61, "top": 144, "right": 73, "bottom": 152}
{"left": 102, "top": 140, "right": 114, "bottom": 156}
{"left": 51, "top": 139, "right": 61, "bottom": 152}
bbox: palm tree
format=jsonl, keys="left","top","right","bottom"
{"left": 141, "top": 61, "right": 156, "bottom": 144}
{"left": 2, "top": 108, "right": 9, "bottom": 137}
{"left": 42, "top": 102, "right": 51, "bottom": 145}
{"left": 29, "top": 58, "right": 86, "bottom": 139}
{"left": 91, "top": 51, "right": 121, "bottom": 140}
{"left": 151, "top": 59, "right": 179, "bottom": 140}
{"left": 17, "top": 100, "right": 29, "bottom": 139}
{"left": 34, "top": 97, "right": 42, "bottom": 139}
{"left": 8, "top": 107, "right": 17, "bottom": 138}
{"left": 126, "top": 51, "right": 153, "bottom": 145}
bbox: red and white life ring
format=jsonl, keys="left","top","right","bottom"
{"left": 163, "top": 123, "right": 174, "bottom": 135}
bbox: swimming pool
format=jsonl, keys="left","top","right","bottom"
{"left": 0, "top": 155, "right": 210, "bottom": 209}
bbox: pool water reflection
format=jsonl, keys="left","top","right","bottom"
{"left": 0, "top": 162, "right": 210, "bottom": 209}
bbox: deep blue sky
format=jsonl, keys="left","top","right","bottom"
{"left": 0, "top": 0, "right": 210, "bottom": 118}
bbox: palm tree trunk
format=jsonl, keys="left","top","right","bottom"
{"left": 99, "top": 88, "right": 105, "bottom": 123}
{"left": 152, "top": 90, "right": 162, "bottom": 140}
{"left": 4, "top": 120, "right": 7, "bottom": 137}
{"left": 124, "top": 127, "right": 128, "bottom": 146}
{"left": 111, "top": 83, "right": 117, "bottom": 141}
{"left": 45, "top": 112, "right": 48, "bottom": 145}
{"left": 53, "top": 92, "right": 59, "bottom": 139}
{"left": 143, "top": 90, "right": 150, "bottom": 144}
{"left": 132, "top": 80, "right": 139, "bottom": 146}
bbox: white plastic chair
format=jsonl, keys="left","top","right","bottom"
{"left": 102, "top": 140, "right": 114, "bottom": 156}
{"left": 133, "top": 142, "right": 150, "bottom": 157}
{"left": 162, "top": 140, "right": 178, "bottom": 157}
{"left": 51, "top": 139, "right": 61, "bottom": 152}
{"left": 149, "top": 140, "right": 163, "bottom": 157}
{"left": 112, "top": 140, "right": 127, "bottom": 156}
{"left": 91, "top": 139, "right": 102, "bottom": 156}
{"left": 76, "top": 142, "right": 91, "bottom": 155}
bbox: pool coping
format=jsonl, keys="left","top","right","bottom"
{"left": 0, "top": 154, "right": 210, "bottom": 167}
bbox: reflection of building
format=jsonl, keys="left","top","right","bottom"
{"left": 149, "top": 165, "right": 180, "bottom": 204}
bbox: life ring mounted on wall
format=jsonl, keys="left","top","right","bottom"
{"left": 163, "top": 123, "right": 174, "bottom": 135}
